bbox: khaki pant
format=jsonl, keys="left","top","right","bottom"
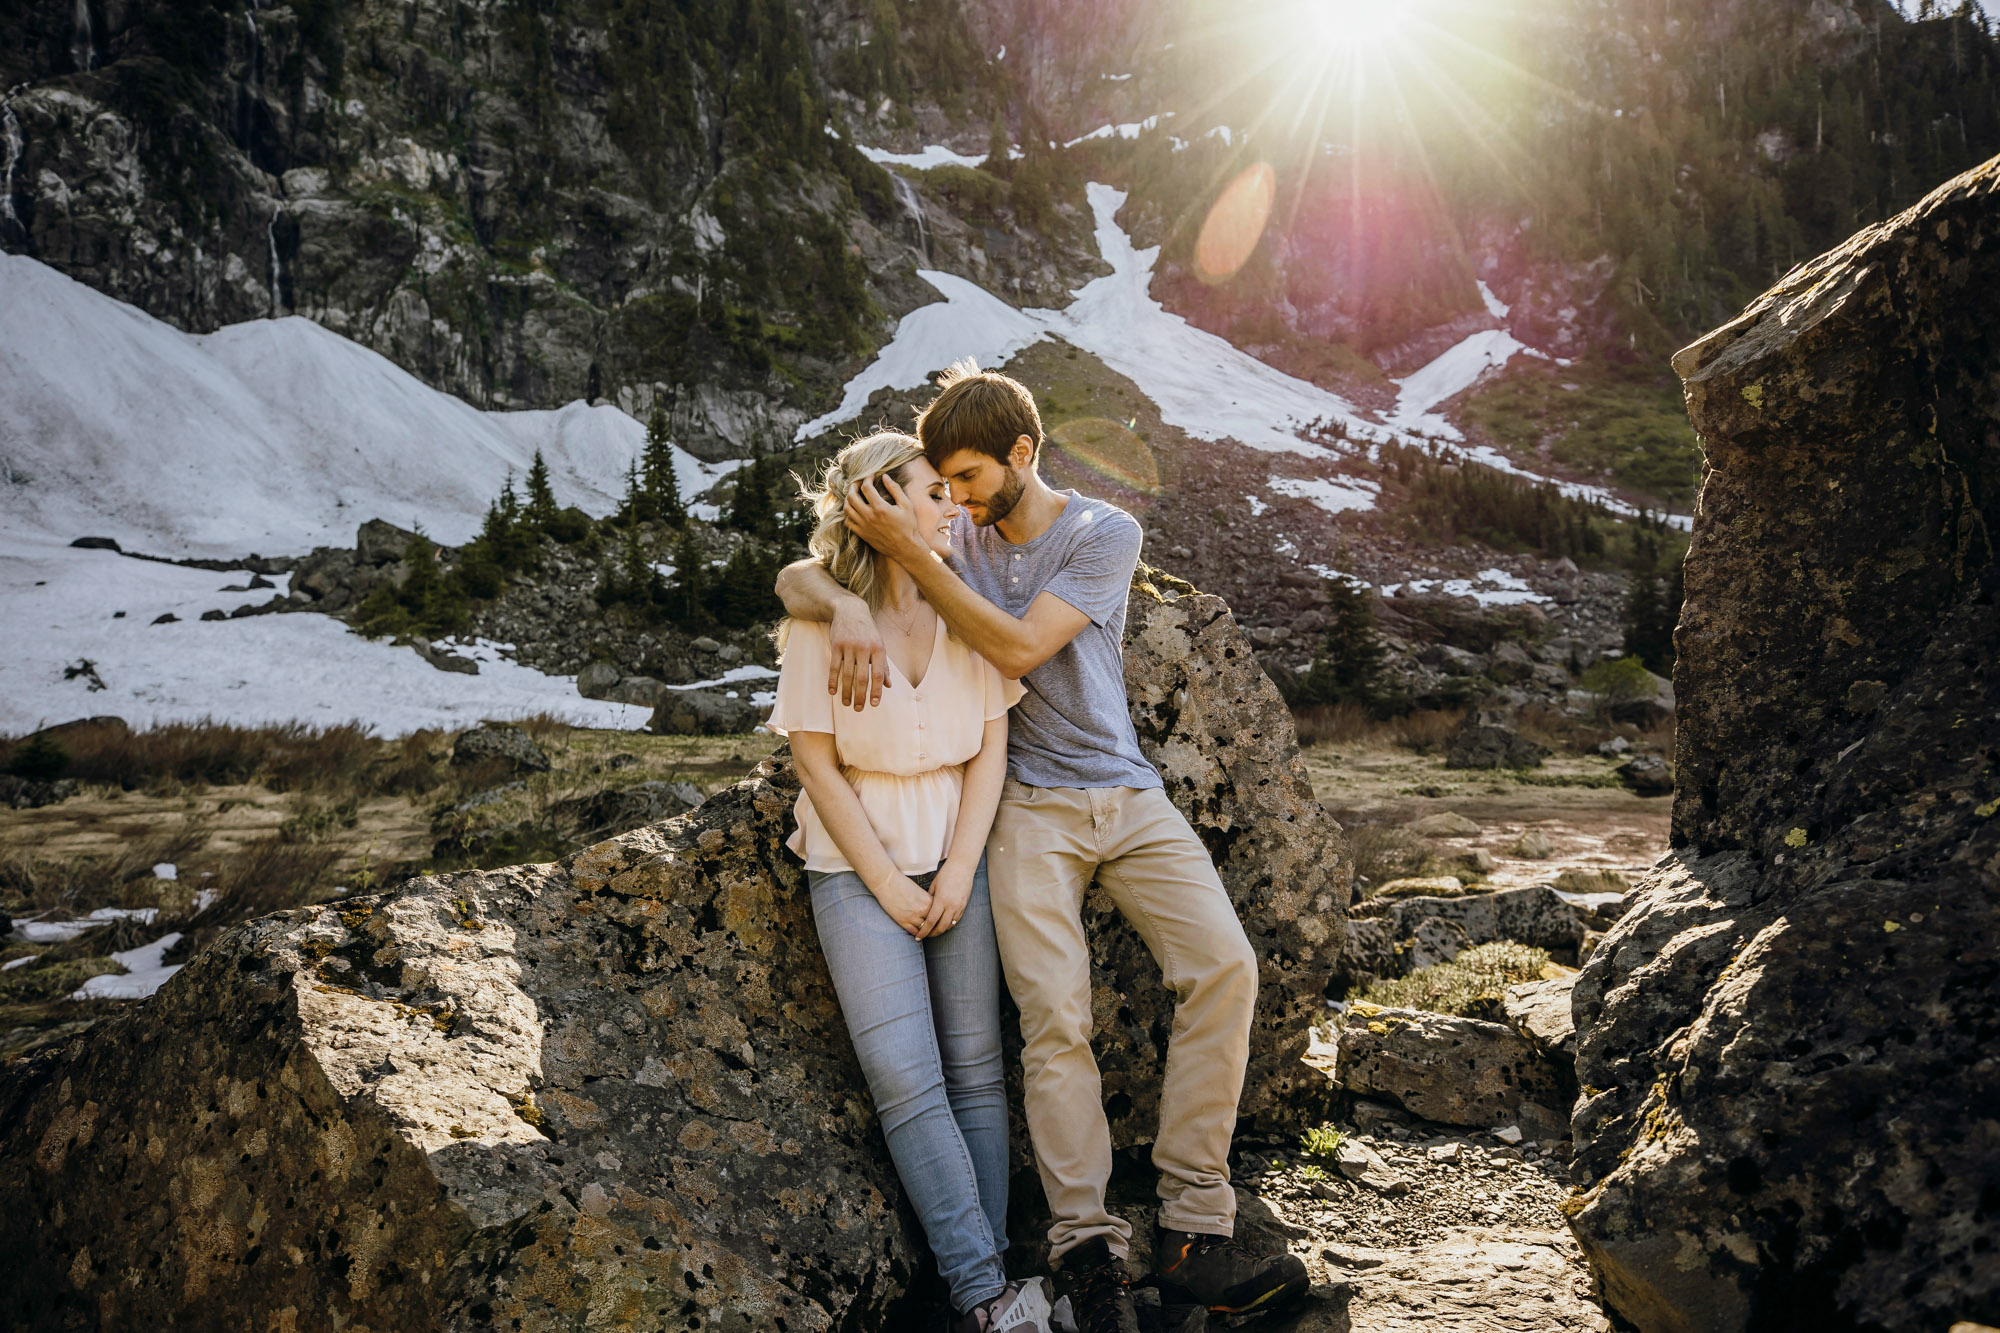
{"left": 987, "top": 780, "right": 1257, "bottom": 1261}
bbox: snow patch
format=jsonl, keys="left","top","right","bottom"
{"left": 1268, "top": 475, "right": 1381, "bottom": 515}
{"left": 1064, "top": 116, "right": 1163, "bottom": 147}
{"left": 71, "top": 932, "right": 185, "bottom": 1000}
{"left": 1378, "top": 568, "right": 1551, "bottom": 607}
{"left": 1478, "top": 281, "right": 1510, "bottom": 320}
{"left": 1246, "top": 494, "right": 1269, "bottom": 517}
{"left": 666, "top": 664, "right": 780, "bottom": 692}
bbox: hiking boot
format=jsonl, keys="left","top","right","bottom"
{"left": 1054, "top": 1238, "right": 1140, "bottom": 1333}
{"left": 1154, "top": 1226, "right": 1308, "bottom": 1316}
{"left": 957, "top": 1277, "right": 1055, "bottom": 1333}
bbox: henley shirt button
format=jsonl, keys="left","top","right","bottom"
{"left": 1011, "top": 577, "right": 1019, "bottom": 584}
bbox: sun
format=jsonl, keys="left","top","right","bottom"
{"left": 1306, "top": 0, "right": 1417, "bottom": 51}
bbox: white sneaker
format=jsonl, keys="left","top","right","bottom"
{"left": 963, "top": 1277, "right": 1056, "bottom": 1333}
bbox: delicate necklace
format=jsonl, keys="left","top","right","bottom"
{"left": 881, "top": 598, "right": 928, "bottom": 637}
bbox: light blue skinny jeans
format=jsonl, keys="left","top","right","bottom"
{"left": 808, "top": 858, "right": 1010, "bottom": 1313}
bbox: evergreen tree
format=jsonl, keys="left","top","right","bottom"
{"left": 1622, "top": 562, "right": 1685, "bottom": 675}
{"left": 641, "top": 406, "right": 686, "bottom": 526}
{"left": 705, "top": 544, "right": 785, "bottom": 629}
{"left": 618, "top": 513, "right": 663, "bottom": 608}
{"left": 355, "top": 535, "right": 468, "bottom": 637}
{"left": 524, "top": 450, "right": 558, "bottom": 531}
{"left": 666, "top": 527, "right": 710, "bottom": 626}
{"left": 984, "top": 117, "right": 1012, "bottom": 177}
{"left": 726, "top": 451, "right": 778, "bottom": 539}
{"left": 1291, "top": 577, "right": 1396, "bottom": 714}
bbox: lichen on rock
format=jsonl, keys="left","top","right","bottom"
{"left": 1566, "top": 154, "right": 2000, "bottom": 1333}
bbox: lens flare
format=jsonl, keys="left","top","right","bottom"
{"left": 1047, "top": 417, "right": 1160, "bottom": 495}
{"left": 1195, "top": 162, "right": 1277, "bottom": 285}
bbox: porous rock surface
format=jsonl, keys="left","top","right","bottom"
{"left": 0, "top": 575, "right": 1349, "bottom": 1331}
{"left": 1567, "top": 155, "right": 2000, "bottom": 1331}
{"left": 1335, "top": 1006, "right": 1571, "bottom": 1142}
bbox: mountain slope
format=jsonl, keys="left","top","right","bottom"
{"left": 0, "top": 252, "right": 737, "bottom": 556}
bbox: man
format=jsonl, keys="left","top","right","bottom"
{"left": 775, "top": 362, "right": 1308, "bottom": 1331}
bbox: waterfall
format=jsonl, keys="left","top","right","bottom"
{"left": 266, "top": 206, "right": 284, "bottom": 317}
{"left": 1, "top": 91, "right": 21, "bottom": 227}
{"left": 244, "top": 9, "right": 260, "bottom": 83}
{"left": 891, "top": 172, "right": 929, "bottom": 262}
{"left": 70, "top": 0, "right": 95, "bottom": 72}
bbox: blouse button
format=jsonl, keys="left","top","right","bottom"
{"left": 917, "top": 751, "right": 927, "bottom": 760}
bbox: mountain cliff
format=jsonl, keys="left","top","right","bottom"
{"left": 4, "top": 0, "right": 1995, "bottom": 469}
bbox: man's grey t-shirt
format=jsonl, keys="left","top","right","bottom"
{"left": 952, "top": 490, "right": 1160, "bottom": 790}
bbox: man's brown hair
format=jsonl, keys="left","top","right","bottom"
{"left": 915, "top": 358, "right": 1043, "bottom": 470}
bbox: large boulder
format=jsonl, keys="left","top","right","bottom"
{"left": 0, "top": 572, "right": 1349, "bottom": 1330}
{"left": 451, "top": 723, "right": 551, "bottom": 773}
{"left": 1335, "top": 1004, "right": 1570, "bottom": 1141}
{"left": 356, "top": 517, "right": 422, "bottom": 565}
{"left": 1566, "top": 156, "right": 2000, "bottom": 1332}
{"left": 1444, "top": 709, "right": 1547, "bottom": 770}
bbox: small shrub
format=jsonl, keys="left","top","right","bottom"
{"left": 1353, "top": 941, "right": 1553, "bottom": 1018}
{"left": 1387, "top": 709, "right": 1466, "bottom": 751}
{"left": 1581, "top": 656, "right": 1658, "bottom": 708}
{"left": 1301, "top": 1125, "right": 1345, "bottom": 1159}
{"left": 545, "top": 507, "right": 592, "bottom": 543}
{"left": 5, "top": 733, "right": 70, "bottom": 781}
{"left": 1345, "top": 824, "right": 1438, "bottom": 891}
{"left": 1292, "top": 703, "right": 1379, "bottom": 748}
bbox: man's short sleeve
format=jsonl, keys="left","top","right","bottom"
{"left": 1041, "top": 507, "right": 1143, "bottom": 627}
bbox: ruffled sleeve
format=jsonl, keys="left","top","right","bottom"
{"left": 767, "top": 620, "right": 835, "bottom": 736}
{"left": 981, "top": 653, "right": 1026, "bottom": 721}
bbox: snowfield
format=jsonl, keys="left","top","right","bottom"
{"left": 0, "top": 253, "right": 731, "bottom": 735}
{"left": 0, "top": 531, "right": 652, "bottom": 735}
{"left": 0, "top": 252, "right": 738, "bottom": 557}
{"left": 801, "top": 182, "right": 1688, "bottom": 529}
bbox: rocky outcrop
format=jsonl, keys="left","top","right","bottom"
{"left": 1566, "top": 156, "right": 2000, "bottom": 1332}
{"left": 648, "top": 688, "right": 763, "bottom": 736}
{"left": 1444, "top": 710, "right": 1547, "bottom": 770}
{"left": 0, "top": 574, "right": 1348, "bottom": 1330}
{"left": 1335, "top": 1005, "right": 1571, "bottom": 1142}
{"left": 450, "top": 724, "right": 550, "bottom": 774}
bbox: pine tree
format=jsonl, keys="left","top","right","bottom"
{"left": 1622, "top": 562, "right": 1684, "bottom": 675}
{"left": 1292, "top": 577, "right": 1395, "bottom": 714}
{"left": 984, "top": 117, "right": 1012, "bottom": 177}
{"left": 726, "top": 451, "right": 777, "bottom": 539}
{"left": 621, "top": 461, "right": 644, "bottom": 528}
{"left": 666, "top": 527, "right": 710, "bottom": 626}
{"left": 618, "top": 514, "right": 662, "bottom": 609}
{"left": 524, "top": 450, "right": 558, "bottom": 531}
{"left": 642, "top": 406, "right": 685, "bottom": 526}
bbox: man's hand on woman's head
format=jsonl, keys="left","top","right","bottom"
{"left": 828, "top": 598, "right": 890, "bottom": 710}
{"left": 843, "top": 474, "right": 929, "bottom": 563}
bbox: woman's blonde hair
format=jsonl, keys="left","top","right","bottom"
{"left": 775, "top": 431, "right": 926, "bottom": 656}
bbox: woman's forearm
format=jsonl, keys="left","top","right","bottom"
{"left": 791, "top": 735, "right": 904, "bottom": 890}
{"left": 943, "top": 717, "right": 1010, "bottom": 872}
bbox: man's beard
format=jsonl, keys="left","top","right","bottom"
{"left": 972, "top": 467, "right": 1026, "bottom": 526}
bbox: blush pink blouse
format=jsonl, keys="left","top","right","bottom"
{"left": 766, "top": 617, "right": 1024, "bottom": 875}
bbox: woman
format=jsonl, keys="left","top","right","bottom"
{"left": 766, "top": 432, "right": 1050, "bottom": 1333}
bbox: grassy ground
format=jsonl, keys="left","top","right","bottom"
{"left": 1456, "top": 357, "right": 1702, "bottom": 510}
{"left": 0, "top": 719, "right": 780, "bottom": 1061}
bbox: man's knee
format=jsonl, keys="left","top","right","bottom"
{"left": 1185, "top": 924, "right": 1258, "bottom": 1016}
